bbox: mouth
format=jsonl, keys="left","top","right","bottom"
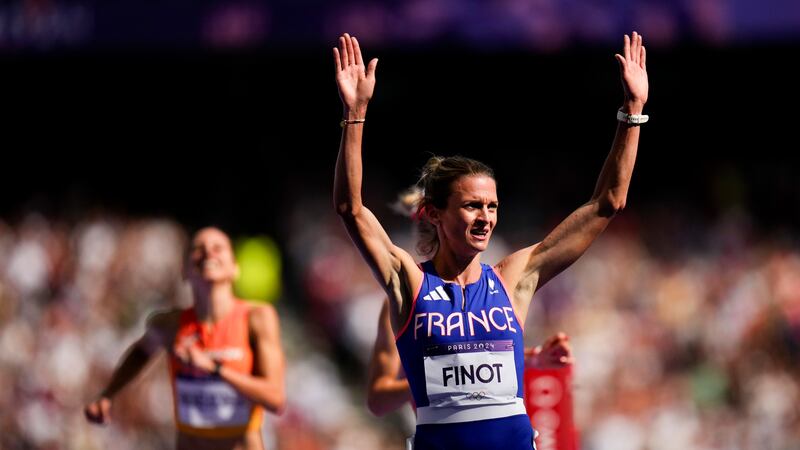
{"left": 470, "top": 228, "right": 490, "bottom": 241}
{"left": 198, "top": 259, "right": 220, "bottom": 271}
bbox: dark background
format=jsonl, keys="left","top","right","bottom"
{"left": 1, "top": 0, "right": 798, "bottom": 238}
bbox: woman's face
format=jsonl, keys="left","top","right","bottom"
{"left": 186, "top": 227, "right": 239, "bottom": 284}
{"left": 434, "top": 174, "right": 498, "bottom": 257}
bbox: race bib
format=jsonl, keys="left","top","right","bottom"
{"left": 175, "top": 375, "right": 253, "bottom": 428}
{"left": 424, "top": 340, "right": 518, "bottom": 408}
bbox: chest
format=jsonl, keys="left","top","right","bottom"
{"left": 412, "top": 278, "right": 520, "bottom": 342}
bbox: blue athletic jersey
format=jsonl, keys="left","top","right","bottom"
{"left": 396, "top": 261, "right": 528, "bottom": 427}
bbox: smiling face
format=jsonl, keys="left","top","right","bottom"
{"left": 431, "top": 175, "right": 498, "bottom": 258}
{"left": 185, "top": 227, "right": 239, "bottom": 286}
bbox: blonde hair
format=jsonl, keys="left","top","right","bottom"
{"left": 393, "top": 155, "right": 495, "bottom": 257}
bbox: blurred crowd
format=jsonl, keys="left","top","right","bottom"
{"left": 3, "top": 0, "right": 798, "bottom": 50}
{"left": 1, "top": 203, "right": 799, "bottom": 449}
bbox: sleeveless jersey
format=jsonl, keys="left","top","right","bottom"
{"left": 169, "top": 300, "right": 264, "bottom": 438}
{"left": 395, "top": 261, "right": 527, "bottom": 425}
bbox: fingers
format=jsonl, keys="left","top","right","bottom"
{"left": 338, "top": 33, "right": 370, "bottom": 69}
{"left": 100, "top": 398, "right": 111, "bottom": 422}
{"left": 525, "top": 345, "right": 540, "bottom": 359}
{"left": 344, "top": 33, "right": 356, "bottom": 66}
{"left": 632, "top": 31, "right": 640, "bottom": 64}
{"left": 333, "top": 47, "right": 342, "bottom": 72}
{"left": 641, "top": 44, "right": 646, "bottom": 69}
{"left": 174, "top": 345, "right": 190, "bottom": 365}
{"left": 615, "top": 53, "right": 626, "bottom": 70}
{"left": 623, "top": 34, "right": 631, "bottom": 61}
{"left": 367, "top": 58, "right": 378, "bottom": 78}
{"left": 85, "top": 399, "right": 111, "bottom": 424}
{"left": 543, "top": 332, "right": 568, "bottom": 349}
{"left": 84, "top": 404, "right": 99, "bottom": 423}
{"left": 338, "top": 35, "right": 349, "bottom": 68}
{"left": 352, "top": 36, "right": 363, "bottom": 66}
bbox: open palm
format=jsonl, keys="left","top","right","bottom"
{"left": 615, "top": 32, "right": 649, "bottom": 107}
{"left": 334, "top": 33, "right": 378, "bottom": 113}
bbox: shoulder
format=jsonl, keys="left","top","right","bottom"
{"left": 492, "top": 243, "right": 541, "bottom": 289}
{"left": 145, "top": 308, "right": 183, "bottom": 333}
{"left": 245, "top": 301, "right": 280, "bottom": 336}
{"left": 141, "top": 308, "right": 183, "bottom": 352}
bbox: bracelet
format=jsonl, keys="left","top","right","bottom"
{"left": 340, "top": 118, "right": 366, "bottom": 128}
{"left": 212, "top": 360, "right": 223, "bottom": 376}
{"left": 617, "top": 109, "right": 649, "bottom": 125}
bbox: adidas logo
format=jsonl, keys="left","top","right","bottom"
{"left": 488, "top": 278, "right": 499, "bottom": 295}
{"left": 423, "top": 285, "right": 451, "bottom": 301}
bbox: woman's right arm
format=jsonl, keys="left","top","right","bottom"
{"left": 332, "top": 33, "right": 421, "bottom": 326}
{"left": 366, "top": 300, "right": 412, "bottom": 416}
{"left": 84, "top": 310, "right": 175, "bottom": 424}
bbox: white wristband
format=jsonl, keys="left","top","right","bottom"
{"left": 617, "top": 109, "right": 649, "bottom": 124}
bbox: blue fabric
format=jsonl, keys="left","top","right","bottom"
{"left": 413, "top": 414, "right": 535, "bottom": 450}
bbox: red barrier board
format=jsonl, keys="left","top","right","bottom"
{"left": 524, "top": 365, "right": 577, "bottom": 450}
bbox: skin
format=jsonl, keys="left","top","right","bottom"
{"left": 333, "top": 31, "right": 648, "bottom": 336}
{"left": 84, "top": 227, "right": 286, "bottom": 450}
{"left": 366, "top": 300, "right": 574, "bottom": 416}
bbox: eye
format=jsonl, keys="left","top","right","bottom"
{"left": 464, "top": 202, "right": 482, "bottom": 210}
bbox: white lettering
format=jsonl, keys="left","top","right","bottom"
{"left": 468, "top": 310, "right": 490, "bottom": 336}
{"left": 414, "top": 313, "right": 427, "bottom": 340}
{"left": 488, "top": 307, "right": 508, "bottom": 330}
{"left": 446, "top": 312, "right": 465, "bottom": 337}
{"left": 532, "top": 409, "right": 560, "bottom": 450}
{"left": 428, "top": 312, "right": 445, "bottom": 337}
{"left": 503, "top": 307, "right": 518, "bottom": 333}
{"left": 414, "top": 309, "right": 519, "bottom": 339}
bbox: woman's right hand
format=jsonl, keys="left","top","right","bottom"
{"left": 84, "top": 396, "right": 112, "bottom": 425}
{"left": 333, "top": 33, "right": 378, "bottom": 117}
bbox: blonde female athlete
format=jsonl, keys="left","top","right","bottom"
{"left": 333, "top": 30, "right": 647, "bottom": 449}
{"left": 85, "top": 227, "right": 286, "bottom": 450}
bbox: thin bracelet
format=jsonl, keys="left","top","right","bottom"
{"left": 340, "top": 118, "right": 366, "bottom": 128}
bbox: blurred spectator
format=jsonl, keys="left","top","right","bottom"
{"left": 1, "top": 201, "right": 799, "bottom": 448}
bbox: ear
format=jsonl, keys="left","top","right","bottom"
{"left": 427, "top": 206, "right": 441, "bottom": 227}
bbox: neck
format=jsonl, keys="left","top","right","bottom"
{"left": 432, "top": 248, "right": 482, "bottom": 286}
{"left": 192, "top": 282, "right": 236, "bottom": 323}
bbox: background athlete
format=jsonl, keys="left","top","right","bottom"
{"left": 84, "top": 227, "right": 286, "bottom": 450}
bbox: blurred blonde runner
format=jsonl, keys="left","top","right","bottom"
{"left": 85, "top": 227, "right": 286, "bottom": 450}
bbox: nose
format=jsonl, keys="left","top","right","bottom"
{"left": 195, "top": 245, "right": 211, "bottom": 259}
{"left": 477, "top": 206, "right": 490, "bottom": 221}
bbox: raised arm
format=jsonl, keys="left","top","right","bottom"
{"left": 366, "top": 300, "right": 411, "bottom": 416}
{"left": 332, "top": 33, "right": 421, "bottom": 328}
{"left": 84, "top": 310, "right": 175, "bottom": 424}
{"left": 497, "top": 32, "right": 648, "bottom": 312}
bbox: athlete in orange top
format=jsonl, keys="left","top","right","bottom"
{"left": 85, "top": 227, "right": 286, "bottom": 450}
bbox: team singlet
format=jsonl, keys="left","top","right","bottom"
{"left": 169, "top": 300, "right": 264, "bottom": 438}
{"left": 395, "top": 261, "right": 527, "bottom": 425}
